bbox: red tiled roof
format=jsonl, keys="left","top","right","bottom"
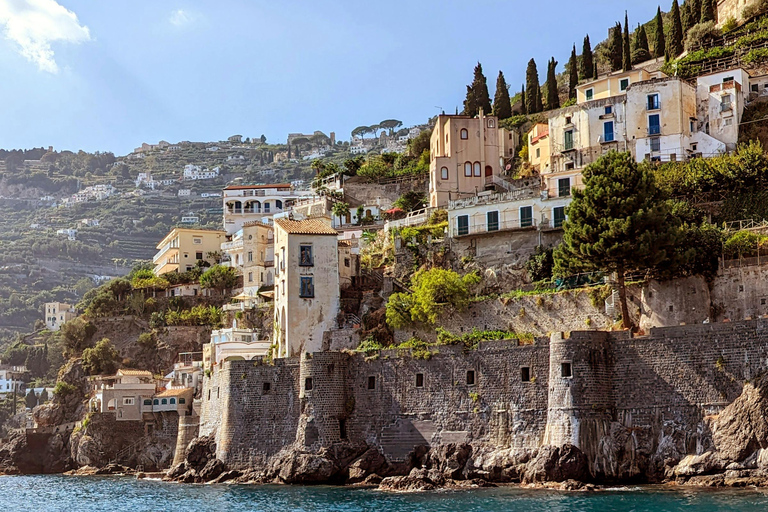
{"left": 274, "top": 218, "right": 338, "bottom": 236}
{"left": 224, "top": 183, "right": 292, "bottom": 191}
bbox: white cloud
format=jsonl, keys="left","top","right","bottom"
{"left": 0, "top": 0, "right": 90, "bottom": 73}
{"left": 169, "top": 9, "right": 195, "bottom": 27}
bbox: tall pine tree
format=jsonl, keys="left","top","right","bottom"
{"left": 669, "top": 0, "right": 684, "bottom": 57}
{"left": 635, "top": 24, "right": 650, "bottom": 52}
{"left": 654, "top": 7, "right": 666, "bottom": 58}
{"left": 463, "top": 63, "right": 492, "bottom": 116}
{"left": 623, "top": 12, "right": 632, "bottom": 71}
{"left": 681, "top": 0, "right": 694, "bottom": 34}
{"left": 520, "top": 84, "right": 527, "bottom": 115}
{"left": 701, "top": 0, "right": 715, "bottom": 23}
{"left": 492, "top": 71, "right": 512, "bottom": 120}
{"left": 581, "top": 35, "right": 594, "bottom": 80}
{"left": 525, "top": 59, "right": 542, "bottom": 114}
{"left": 608, "top": 22, "right": 624, "bottom": 71}
{"left": 568, "top": 45, "right": 578, "bottom": 99}
{"left": 554, "top": 151, "right": 680, "bottom": 329}
{"left": 546, "top": 57, "right": 560, "bottom": 110}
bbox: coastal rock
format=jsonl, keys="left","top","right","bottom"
{"left": 277, "top": 453, "right": 339, "bottom": 484}
{"left": 711, "top": 374, "right": 768, "bottom": 462}
{"left": 185, "top": 435, "right": 217, "bottom": 471}
{"left": 522, "top": 444, "right": 589, "bottom": 483}
{"left": 33, "top": 403, "right": 65, "bottom": 428}
{"left": 198, "top": 459, "right": 225, "bottom": 481}
{"left": 674, "top": 452, "right": 723, "bottom": 477}
{"left": 346, "top": 447, "right": 388, "bottom": 483}
{"left": 426, "top": 443, "right": 472, "bottom": 480}
{"left": 378, "top": 475, "right": 436, "bottom": 492}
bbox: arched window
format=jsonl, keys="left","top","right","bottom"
{"left": 460, "top": 128, "right": 468, "bottom": 140}
{"left": 464, "top": 162, "right": 472, "bottom": 177}
{"left": 161, "top": 398, "right": 168, "bottom": 405}
{"left": 276, "top": 199, "right": 283, "bottom": 210}
{"left": 473, "top": 162, "right": 481, "bottom": 177}
{"left": 441, "top": 167, "right": 449, "bottom": 180}
{"left": 153, "top": 399, "right": 159, "bottom": 405}
{"left": 170, "top": 398, "right": 176, "bottom": 405}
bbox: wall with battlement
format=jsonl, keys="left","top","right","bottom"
{"left": 199, "top": 319, "right": 768, "bottom": 475}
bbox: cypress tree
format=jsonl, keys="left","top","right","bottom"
{"left": 654, "top": 7, "right": 666, "bottom": 58}
{"left": 546, "top": 57, "right": 560, "bottom": 110}
{"left": 568, "top": 45, "right": 578, "bottom": 99}
{"left": 701, "top": 0, "right": 715, "bottom": 23}
{"left": 472, "top": 62, "right": 492, "bottom": 115}
{"left": 581, "top": 35, "right": 594, "bottom": 79}
{"left": 553, "top": 151, "right": 680, "bottom": 329}
{"left": 623, "top": 12, "right": 632, "bottom": 71}
{"left": 492, "top": 71, "right": 512, "bottom": 120}
{"left": 593, "top": 62, "right": 598, "bottom": 79}
{"left": 681, "top": 1, "right": 694, "bottom": 34}
{"left": 669, "top": 0, "right": 684, "bottom": 57}
{"left": 463, "top": 85, "right": 478, "bottom": 116}
{"left": 690, "top": 0, "right": 701, "bottom": 25}
{"left": 525, "top": 59, "right": 542, "bottom": 114}
{"left": 520, "top": 84, "right": 527, "bottom": 115}
{"left": 635, "top": 24, "right": 650, "bottom": 52}
{"left": 608, "top": 22, "right": 624, "bottom": 71}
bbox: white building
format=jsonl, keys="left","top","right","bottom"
{"left": 222, "top": 183, "right": 313, "bottom": 235}
{"left": 183, "top": 164, "right": 220, "bottom": 181}
{"left": 0, "top": 366, "right": 27, "bottom": 397}
{"left": 178, "top": 189, "right": 192, "bottom": 197}
{"left": 206, "top": 323, "right": 272, "bottom": 369}
{"left": 56, "top": 228, "right": 77, "bottom": 241}
{"left": 44, "top": 302, "right": 76, "bottom": 331}
{"left": 273, "top": 217, "right": 340, "bottom": 358}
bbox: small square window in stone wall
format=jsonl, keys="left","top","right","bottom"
{"left": 561, "top": 362, "right": 572, "bottom": 378}
{"left": 466, "top": 370, "right": 475, "bottom": 385}
{"left": 368, "top": 376, "right": 376, "bottom": 390}
{"left": 521, "top": 367, "right": 531, "bottom": 382}
{"left": 263, "top": 382, "right": 271, "bottom": 393}
{"left": 305, "top": 377, "right": 313, "bottom": 391}
{"left": 415, "top": 373, "right": 424, "bottom": 387}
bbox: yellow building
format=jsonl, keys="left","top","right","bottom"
{"left": 153, "top": 228, "right": 227, "bottom": 276}
{"left": 429, "top": 112, "right": 515, "bottom": 208}
{"left": 527, "top": 123, "right": 551, "bottom": 173}
{"left": 576, "top": 68, "right": 663, "bottom": 104}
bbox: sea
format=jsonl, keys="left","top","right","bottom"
{"left": 4, "top": 476, "right": 768, "bottom": 512}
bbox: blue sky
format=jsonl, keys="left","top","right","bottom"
{"left": 0, "top": 0, "right": 665, "bottom": 155}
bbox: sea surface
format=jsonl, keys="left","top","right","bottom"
{"left": 5, "top": 476, "right": 768, "bottom": 511}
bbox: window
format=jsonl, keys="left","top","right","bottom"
{"left": 605, "top": 105, "right": 613, "bottom": 115}
{"left": 170, "top": 398, "right": 176, "bottom": 405}
{"left": 368, "top": 376, "right": 376, "bottom": 390}
{"left": 487, "top": 211, "right": 499, "bottom": 232}
{"left": 585, "top": 89, "right": 593, "bottom": 101}
{"left": 553, "top": 206, "right": 566, "bottom": 228}
{"left": 564, "top": 130, "right": 574, "bottom": 150}
{"left": 535, "top": 148, "right": 540, "bottom": 158}
{"left": 647, "top": 94, "right": 660, "bottom": 110}
{"left": 300, "top": 277, "right": 314, "bottom": 298}
{"left": 299, "top": 245, "right": 313, "bottom": 266}
{"left": 723, "top": 76, "right": 734, "bottom": 83}
{"left": 263, "top": 382, "right": 271, "bottom": 393}
{"left": 179, "top": 398, "right": 186, "bottom": 404}
{"left": 193, "top": 237, "right": 202, "bottom": 245}
{"left": 561, "top": 362, "right": 572, "bottom": 378}
{"left": 565, "top": 116, "right": 572, "bottom": 125}
{"left": 460, "top": 128, "right": 468, "bottom": 139}
{"left": 161, "top": 398, "right": 168, "bottom": 405}
{"left": 466, "top": 370, "right": 475, "bottom": 386}
{"left": 195, "top": 252, "right": 203, "bottom": 260}
{"left": 304, "top": 377, "right": 313, "bottom": 391}
{"left": 558, "top": 178, "right": 571, "bottom": 197}
{"left": 487, "top": 119, "right": 495, "bottom": 128}
{"left": 521, "top": 367, "right": 531, "bottom": 382}
{"left": 473, "top": 162, "right": 481, "bottom": 177}
{"left": 123, "top": 397, "right": 134, "bottom": 406}
{"left": 264, "top": 202, "right": 270, "bottom": 213}
{"left": 441, "top": 166, "right": 449, "bottom": 180}
{"left": 690, "top": 120, "right": 695, "bottom": 132}
{"left": 721, "top": 94, "right": 732, "bottom": 112}
{"left": 650, "top": 137, "right": 661, "bottom": 152}
{"left": 247, "top": 251, "right": 253, "bottom": 262}
{"left": 143, "top": 399, "right": 152, "bottom": 406}
{"left": 248, "top": 272, "right": 253, "bottom": 282}
{"left": 620, "top": 78, "right": 629, "bottom": 91}
{"left": 344, "top": 258, "right": 350, "bottom": 267}
{"left": 464, "top": 162, "right": 472, "bottom": 177}
{"left": 520, "top": 206, "right": 533, "bottom": 228}
{"left": 339, "top": 419, "right": 348, "bottom": 440}
{"left": 603, "top": 121, "right": 614, "bottom": 142}
{"left": 648, "top": 114, "right": 661, "bottom": 135}
{"left": 753, "top": 84, "right": 759, "bottom": 93}
{"left": 415, "top": 373, "right": 424, "bottom": 388}
{"left": 725, "top": 118, "right": 733, "bottom": 126}
{"left": 155, "top": 398, "right": 160, "bottom": 405}
{"left": 457, "top": 215, "right": 469, "bottom": 236}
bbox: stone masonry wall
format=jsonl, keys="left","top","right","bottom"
{"left": 199, "top": 319, "right": 768, "bottom": 476}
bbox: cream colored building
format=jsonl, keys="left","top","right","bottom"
{"left": 273, "top": 218, "right": 340, "bottom": 358}
{"left": 429, "top": 112, "right": 516, "bottom": 207}
{"left": 153, "top": 228, "right": 227, "bottom": 276}
{"left": 527, "top": 123, "right": 551, "bottom": 173}
{"left": 696, "top": 69, "right": 750, "bottom": 152}
{"left": 576, "top": 68, "right": 663, "bottom": 104}
{"left": 44, "top": 302, "right": 76, "bottom": 331}
{"left": 89, "top": 369, "right": 158, "bottom": 422}
{"left": 221, "top": 221, "right": 275, "bottom": 297}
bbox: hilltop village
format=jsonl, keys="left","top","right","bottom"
{"left": 4, "top": 0, "right": 768, "bottom": 490}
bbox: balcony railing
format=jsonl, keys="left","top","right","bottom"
{"left": 452, "top": 218, "right": 539, "bottom": 238}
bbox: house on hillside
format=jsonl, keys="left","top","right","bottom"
{"left": 89, "top": 369, "right": 158, "bottom": 421}
{"left": 152, "top": 227, "right": 227, "bottom": 275}
{"left": 222, "top": 183, "right": 312, "bottom": 235}
{"left": 44, "top": 302, "right": 76, "bottom": 331}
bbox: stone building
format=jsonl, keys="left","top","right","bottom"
{"left": 273, "top": 217, "right": 341, "bottom": 357}
{"left": 428, "top": 112, "right": 517, "bottom": 207}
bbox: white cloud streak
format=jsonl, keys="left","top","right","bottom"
{"left": 0, "top": 0, "right": 91, "bottom": 73}
{"left": 169, "top": 9, "right": 194, "bottom": 27}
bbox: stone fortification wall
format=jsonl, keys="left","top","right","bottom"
{"left": 199, "top": 319, "right": 768, "bottom": 477}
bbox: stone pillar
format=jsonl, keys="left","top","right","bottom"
{"left": 297, "top": 352, "right": 349, "bottom": 447}
{"left": 172, "top": 415, "right": 200, "bottom": 467}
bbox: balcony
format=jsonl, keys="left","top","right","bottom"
{"left": 221, "top": 239, "right": 244, "bottom": 252}
{"left": 452, "top": 218, "right": 538, "bottom": 238}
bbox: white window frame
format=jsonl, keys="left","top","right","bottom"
{"left": 620, "top": 78, "right": 629, "bottom": 91}
{"left": 486, "top": 210, "right": 500, "bottom": 232}
{"left": 520, "top": 206, "right": 533, "bottom": 228}
{"left": 585, "top": 88, "right": 594, "bottom": 101}
{"left": 464, "top": 162, "right": 472, "bottom": 177}
{"left": 123, "top": 397, "right": 135, "bottom": 406}
{"left": 441, "top": 167, "right": 449, "bottom": 180}
{"left": 473, "top": 162, "right": 481, "bottom": 177}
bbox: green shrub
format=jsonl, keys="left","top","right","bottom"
{"left": 82, "top": 338, "right": 120, "bottom": 376}
{"left": 742, "top": 47, "right": 768, "bottom": 65}
{"left": 722, "top": 17, "right": 739, "bottom": 33}
{"left": 684, "top": 22, "right": 721, "bottom": 51}
{"left": 723, "top": 230, "right": 768, "bottom": 258}
{"left": 53, "top": 381, "right": 76, "bottom": 397}
{"left": 743, "top": 0, "right": 768, "bottom": 20}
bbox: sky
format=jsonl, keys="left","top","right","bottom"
{"left": 0, "top": 0, "right": 666, "bottom": 156}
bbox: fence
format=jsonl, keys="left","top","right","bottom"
{"left": 384, "top": 207, "right": 435, "bottom": 232}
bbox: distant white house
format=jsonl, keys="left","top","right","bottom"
{"left": 56, "top": 228, "right": 77, "bottom": 240}
{"left": 183, "top": 164, "right": 220, "bottom": 181}
{"left": 178, "top": 189, "right": 192, "bottom": 197}
{"left": 201, "top": 192, "right": 222, "bottom": 198}
{"left": 180, "top": 216, "right": 200, "bottom": 224}
{"left": 207, "top": 146, "right": 220, "bottom": 152}
{"left": 78, "top": 218, "right": 99, "bottom": 227}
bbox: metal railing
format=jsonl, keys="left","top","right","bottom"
{"left": 384, "top": 207, "right": 435, "bottom": 232}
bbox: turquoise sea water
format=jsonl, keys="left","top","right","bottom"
{"left": 5, "top": 476, "right": 768, "bottom": 512}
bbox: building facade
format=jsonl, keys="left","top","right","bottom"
{"left": 153, "top": 228, "right": 227, "bottom": 276}
{"left": 222, "top": 184, "right": 312, "bottom": 235}
{"left": 44, "top": 302, "right": 76, "bottom": 331}
{"left": 273, "top": 218, "right": 340, "bottom": 358}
